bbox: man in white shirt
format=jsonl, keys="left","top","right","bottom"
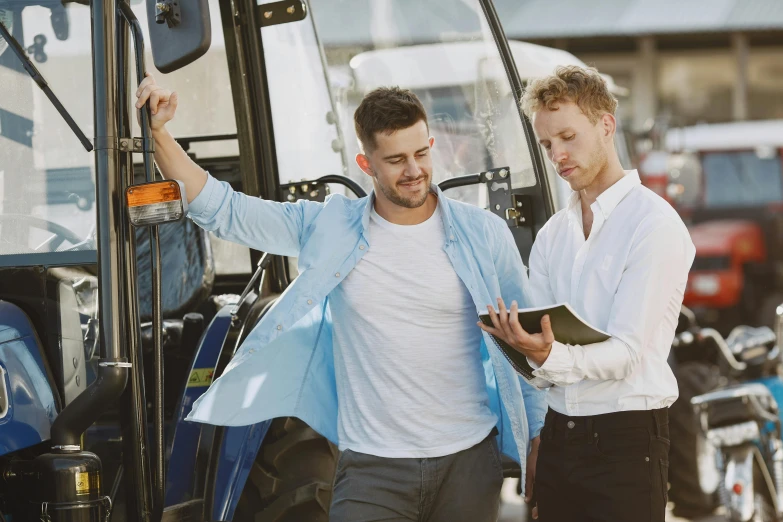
{"left": 480, "top": 65, "right": 695, "bottom": 521}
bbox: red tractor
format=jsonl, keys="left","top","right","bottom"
{"left": 641, "top": 120, "right": 783, "bottom": 335}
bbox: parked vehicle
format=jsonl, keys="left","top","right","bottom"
{"left": 666, "top": 306, "right": 724, "bottom": 517}
{"left": 0, "top": 0, "right": 558, "bottom": 520}
{"left": 641, "top": 121, "right": 783, "bottom": 335}
{"left": 691, "top": 304, "right": 783, "bottom": 522}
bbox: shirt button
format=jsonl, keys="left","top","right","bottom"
{"left": 276, "top": 325, "right": 282, "bottom": 330}
{"left": 359, "top": 245, "right": 365, "bottom": 250}
{"left": 335, "top": 272, "right": 340, "bottom": 277}
{"left": 307, "top": 299, "right": 313, "bottom": 305}
{"left": 449, "top": 235, "right": 455, "bottom": 241}
{"left": 567, "top": 421, "right": 575, "bottom": 429}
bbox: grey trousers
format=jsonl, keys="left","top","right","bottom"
{"left": 329, "top": 432, "right": 503, "bottom": 522}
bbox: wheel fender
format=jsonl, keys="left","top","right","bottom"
{"left": 0, "top": 301, "right": 58, "bottom": 456}
{"left": 165, "top": 304, "right": 234, "bottom": 506}
{"left": 723, "top": 445, "right": 778, "bottom": 521}
{"left": 724, "top": 446, "right": 756, "bottom": 521}
{"left": 165, "top": 302, "right": 275, "bottom": 519}
{"left": 212, "top": 421, "right": 272, "bottom": 521}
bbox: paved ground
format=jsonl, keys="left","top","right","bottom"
{"left": 497, "top": 479, "right": 728, "bottom": 522}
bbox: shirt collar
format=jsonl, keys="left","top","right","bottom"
{"left": 567, "top": 169, "right": 641, "bottom": 223}
{"left": 594, "top": 169, "right": 641, "bottom": 219}
{"left": 360, "top": 183, "right": 457, "bottom": 242}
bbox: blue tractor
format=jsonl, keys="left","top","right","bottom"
{"left": 0, "top": 0, "right": 557, "bottom": 520}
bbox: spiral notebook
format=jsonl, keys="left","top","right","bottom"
{"left": 478, "top": 302, "right": 610, "bottom": 384}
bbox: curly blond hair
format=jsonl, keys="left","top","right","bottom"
{"left": 521, "top": 65, "right": 618, "bottom": 124}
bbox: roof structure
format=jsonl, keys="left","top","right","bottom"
{"left": 495, "top": 0, "right": 783, "bottom": 39}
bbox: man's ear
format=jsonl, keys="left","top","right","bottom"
{"left": 601, "top": 113, "right": 617, "bottom": 140}
{"left": 355, "top": 153, "right": 374, "bottom": 178}
{"left": 429, "top": 136, "right": 435, "bottom": 148}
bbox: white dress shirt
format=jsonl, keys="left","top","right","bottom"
{"left": 529, "top": 170, "right": 695, "bottom": 416}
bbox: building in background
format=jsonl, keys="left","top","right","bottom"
{"left": 497, "top": 0, "right": 783, "bottom": 132}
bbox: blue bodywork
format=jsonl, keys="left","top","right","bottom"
{"left": 0, "top": 296, "right": 274, "bottom": 520}
{"left": 751, "top": 375, "right": 783, "bottom": 433}
{"left": 0, "top": 301, "right": 58, "bottom": 456}
{"left": 165, "top": 304, "right": 272, "bottom": 520}
{"left": 165, "top": 305, "right": 234, "bottom": 505}
{"left": 212, "top": 420, "right": 271, "bottom": 521}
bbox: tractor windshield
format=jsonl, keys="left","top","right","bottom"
{"left": 0, "top": 2, "right": 96, "bottom": 263}
{"left": 702, "top": 150, "right": 783, "bottom": 208}
{"left": 260, "top": 0, "right": 539, "bottom": 208}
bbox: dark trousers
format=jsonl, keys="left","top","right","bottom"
{"left": 329, "top": 431, "right": 503, "bottom": 522}
{"left": 535, "top": 407, "right": 670, "bottom": 522}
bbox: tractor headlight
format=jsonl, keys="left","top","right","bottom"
{"left": 692, "top": 274, "right": 720, "bottom": 296}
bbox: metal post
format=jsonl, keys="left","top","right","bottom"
{"left": 732, "top": 32, "right": 749, "bottom": 122}
{"left": 633, "top": 36, "right": 657, "bottom": 133}
{"left": 117, "top": 5, "right": 165, "bottom": 520}
{"left": 116, "top": 3, "right": 154, "bottom": 521}
{"left": 51, "top": 0, "right": 132, "bottom": 451}
{"left": 93, "top": 0, "right": 124, "bottom": 364}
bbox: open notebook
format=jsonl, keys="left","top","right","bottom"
{"left": 478, "top": 303, "right": 610, "bottom": 384}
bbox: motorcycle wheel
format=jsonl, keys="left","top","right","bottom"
{"left": 669, "top": 362, "right": 722, "bottom": 518}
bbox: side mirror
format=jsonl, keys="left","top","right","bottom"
{"left": 775, "top": 304, "right": 783, "bottom": 346}
{"left": 146, "top": 0, "right": 211, "bottom": 73}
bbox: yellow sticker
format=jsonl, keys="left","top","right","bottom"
{"left": 91, "top": 473, "right": 101, "bottom": 492}
{"left": 187, "top": 368, "right": 215, "bottom": 388}
{"left": 75, "top": 472, "right": 90, "bottom": 494}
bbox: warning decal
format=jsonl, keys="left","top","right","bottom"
{"left": 187, "top": 368, "right": 215, "bottom": 388}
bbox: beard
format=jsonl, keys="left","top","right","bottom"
{"left": 376, "top": 173, "right": 431, "bottom": 209}
{"left": 564, "top": 141, "right": 609, "bottom": 192}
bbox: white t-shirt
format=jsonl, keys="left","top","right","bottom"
{"left": 329, "top": 203, "right": 497, "bottom": 458}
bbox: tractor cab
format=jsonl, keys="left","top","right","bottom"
{"left": 0, "top": 1, "right": 555, "bottom": 521}
{"left": 662, "top": 120, "right": 783, "bottom": 333}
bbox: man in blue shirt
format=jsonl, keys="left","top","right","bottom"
{"left": 136, "top": 74, "right": 546, "bottom": 521}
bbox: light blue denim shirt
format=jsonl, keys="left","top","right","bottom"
{"left": 185, "top": 174, "right": 547, "bottom": 479}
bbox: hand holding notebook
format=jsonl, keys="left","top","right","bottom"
{"left": 477, "top": 298, "right": 610, "bottom": 384}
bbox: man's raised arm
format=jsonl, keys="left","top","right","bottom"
{"left": 135, "top": 73, "right": 320, "bottom": 258}
{"left": 135, "top": 73, "right": 207, "bottom": 203}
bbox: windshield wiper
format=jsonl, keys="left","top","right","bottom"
{"left": 0, "top": 19, "right": 93, "bottom": 152}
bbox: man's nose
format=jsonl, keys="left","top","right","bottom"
{"left": 551, "top": 144, "right": 568, "bottom": 164}
{"left": 405, "top": 157, "right": 421, "bottom": 176}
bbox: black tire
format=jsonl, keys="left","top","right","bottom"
{"left": 669, "top": 362, "right": 722, "bottom": 518}
{"left": 234, "top": 417, "right": 339, "bottom": 522}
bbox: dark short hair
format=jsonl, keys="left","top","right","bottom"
{"left": 354, "top": 87, "right": 428, "bottom": 152}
